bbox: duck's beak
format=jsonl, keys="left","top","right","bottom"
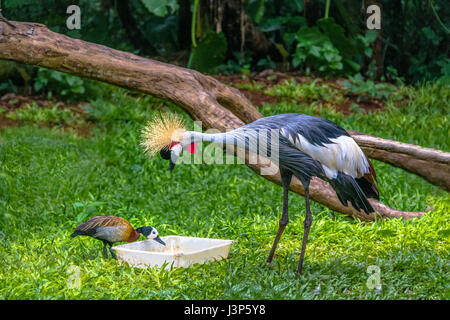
{"left": 154, "top": 236, "right": 166, "bottom": 246}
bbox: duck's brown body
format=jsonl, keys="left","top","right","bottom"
{"left": 71, "top": 215, "right": 140, "bottom": 258}
{"left": 72, "top": 215, "right": 140, "bottom": 242}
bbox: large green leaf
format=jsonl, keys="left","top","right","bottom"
{"left": 4, "top": 0, "right": 36, "bottom": 9}
{"left": 140, "top": 0, "right": 178, "bottom": 17}
{"left": 245, "top": 0, "right": 265, "bottom": 24}
{"left": 317, "top": 18, "right": 357, "bottom": 59}
{"left": 190, "top": 31, "right": 227, "bottom": 74}
{"left": 293, "top": 26, "right": 343, "bottom": 74}
{"left": 287, "top": 0, "right": 303, "bottom": 12}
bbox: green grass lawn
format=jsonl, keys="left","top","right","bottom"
{"left": 0, "top": 81, "right": 448, "bottom": 299}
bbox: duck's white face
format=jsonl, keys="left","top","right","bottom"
{"left": 149, "top": 227, "right": 166, "bottom": 246}
{"left": 147, "top": 228, "right": 159, "bottom": 240}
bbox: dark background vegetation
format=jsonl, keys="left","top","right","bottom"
{"left": 1, "top": 0, "right": 449, "bottom": 98}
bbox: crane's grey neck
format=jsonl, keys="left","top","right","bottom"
{"left": 182, "top": 129, "right": 272, "bottom": 155}
{"left": 182, "top": 129, "right": 280, "bottom": 175}
{"left": 182, "top": 129, "right": 246, "bottom": 147}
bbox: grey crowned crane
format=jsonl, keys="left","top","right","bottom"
{"left": 142, "top": 113, "right": 379, "bottom": 275}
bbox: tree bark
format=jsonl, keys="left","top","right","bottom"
{"left": 349, "top": 131, "right": 450, "bottom": 192}
{"left": 0, "top": 21, "right": 444, "bottom": 220}
{"left": 366, "top": 0, "right": 384, "bottom": 79}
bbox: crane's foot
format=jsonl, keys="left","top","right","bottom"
{"left": 265, "top": 260, "right": 274, "bottom": 269}
{"left": 0, "top": 10, "right": 16, "bottom": 28}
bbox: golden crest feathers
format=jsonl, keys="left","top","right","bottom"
{"left": 141, "top": 112, "right": 186, "bottom": 156}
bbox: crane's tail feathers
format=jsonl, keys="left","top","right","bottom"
{"left": 355, "top": 175, "right": 380, "bottom": 200}
{"left": 355, "top": 157, "right": 379, "bottom": 200}
{"left": 329, "top": 172, "right": 375, "bottom": 214}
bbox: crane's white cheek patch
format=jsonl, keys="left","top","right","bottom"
{"left": 170, "top": 143, "right": 183, "bottom": 154}
{"left": 170, "top": 144, "right": 183, "bottom": 162}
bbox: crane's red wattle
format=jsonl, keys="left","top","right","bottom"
{"left": 186, "top": 143, "right": 198, "bottom": 154}
{"left": 169, "top": 142, "right": 197, "bottom": 154}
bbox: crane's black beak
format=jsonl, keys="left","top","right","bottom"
{"left": 169, "top": 160, "right": 175, "bottom": 173}
{"left": 154, "top": 236, "right": 166, "bottom": 246}
{"left": 160, "top": 148, "right": 176, "bottom": 173}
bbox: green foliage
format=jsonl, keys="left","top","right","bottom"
{"left": 5, "top": 102, "right": 85, "bottom": 126}
{"left": 245, "top": 0, "right": 267, "bottom": 24}
{"left": 33, "top": 68, "right": 89, "bottom": 101}
{"left": 0, "top": 61, "right": 35, "bottom": 93}
{"left": 139, "top": 0, "right": 178, "bottom": 17}
{"left": 128, "top": 0, "right": 179, "bottom": 56}
{"left": 3, "top": 0, "right": 448, "bottom": 83}
{"left": 292, "top": 19, "right": 375, "bottom": 77}
{"left": 381, "top": 0, "right": 449, "bottom": 83}
{"left": 218, "top": 53, "right": 253, "bottom": 75}
{"left": 0, "top": 82, "right": 449, "bottom": 299}
{"left": 232, "top": 81, "right": 266, "bottom": 92}
{"left": 260, "top": 15, "right": 307, "bottom": 55}
{"left": 436, "top": 59, "right": 450, "bottom": 85}
{"left": 3, "top": 0, "right": 36, "bottom": 9}
{"left": 257, "top": 56, "right": 276, "bottom": 70}
{"left": 188, "top": 31, "right": 228, "bottom": 74}
{"left": 4, "top": 0, "right": 134, "bottom": 52}
{"left": 0, "top": 80, "right": 18, "bottom": 94}
{"left": 316, "top": 18, "right": 358, "bottom": 60}
{"left": 340, "top": 74, "right": 403, "bottom": 102}
{"left": 266, "top": 79, "right": 344, "bottom": 104}
{"left": 293, "top": 26, "right": 343, "bottom": 75}
{"left": 250, "top": 0, "right": 448, "bottom": 83}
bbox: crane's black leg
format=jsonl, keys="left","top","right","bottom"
{"left": 108, "top": 243, "right": 117, "bottom": 259}
{"left": 298, "top": 187, "right": 312, "bottom": 275}
{"left": 266, "top": 170, "right": 292, "bottom": 264}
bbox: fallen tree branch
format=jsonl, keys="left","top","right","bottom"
{"left": 350, "top": 133, "right": 450, "bottom": 192}
{"left": 0, "top": 21, "right": 441, "bottom": 220}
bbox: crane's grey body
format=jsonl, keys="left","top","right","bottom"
{"left": 183, "top": 113, "right": 375, "bottom": 212}
{"left": 233, "top": 114, "right": 370, "bottom": 179}
{"left": 177, "top": 113, "right": 378, "bottom": 274}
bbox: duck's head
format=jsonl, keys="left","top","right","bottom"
{"left": 135, "top": 226, "right": 166, "bottom": 246}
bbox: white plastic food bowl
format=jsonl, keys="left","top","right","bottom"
{"left": 112, "top": 236, "right": 234, "bottom": 269}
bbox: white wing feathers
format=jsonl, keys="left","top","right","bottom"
{"left": 282, "top": 130, "right": 370, "bottom": 179}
